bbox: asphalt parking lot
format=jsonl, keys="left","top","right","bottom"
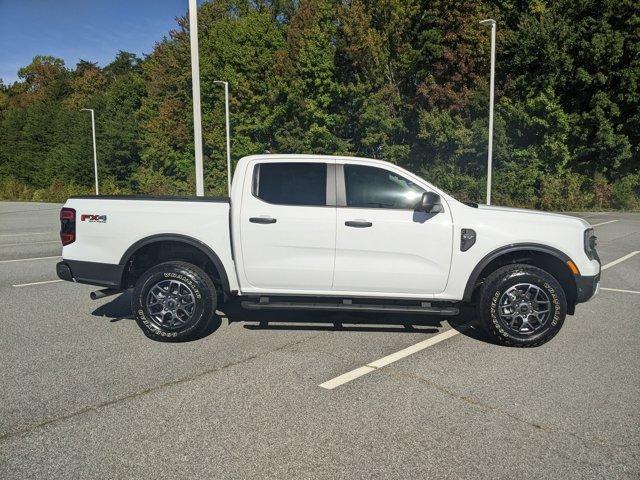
{"left": 1, "top": 201, "right": 638, "bottom": 479}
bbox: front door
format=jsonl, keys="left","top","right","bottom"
{"left": 239, "top": 160, "right": 336, "bottom": 291}
{"left": 333, "top": 162, "right": 453, "bottom": 295}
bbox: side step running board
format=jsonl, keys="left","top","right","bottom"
{"left": 241, "top": 299, "right": 459, "bottom": 316}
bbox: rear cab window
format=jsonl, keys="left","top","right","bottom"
{"left": 253, "top": 162, "right": 328, "bottom": 206}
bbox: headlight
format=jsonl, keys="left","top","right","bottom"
{"left": 584, "top": 228, "right": 599, "bottom": 261}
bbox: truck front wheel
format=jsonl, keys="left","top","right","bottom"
{"left": 478, "top": 264, "right": 566, "bottom": 347}
{"left": 132, "top": 261, "right": 217, "bottom": 341}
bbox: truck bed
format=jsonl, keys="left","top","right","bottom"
{"left": 69, "top": 195, "right": 229, "bottom": 203}
{"left": 61, "top": 195, "right": 237, "bottom": 290}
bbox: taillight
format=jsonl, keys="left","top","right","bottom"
{"left": 60, "top": 208, "right": 76, "bottom": 246}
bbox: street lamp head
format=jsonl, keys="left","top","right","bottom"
{"left": 213, "top": 80, "right": 228, "bottom": 85}
{"left": 80, "top": 108, "right": 93, "bottom": 112}
{"left": 479, "top": 19, "right": 496, "bottom": 27}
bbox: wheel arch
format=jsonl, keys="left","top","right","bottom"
{"left": 463, "top": 243, "right": 578, "bottom": 313}
{"left": 119, "top": 234, "right": 231, "bottom": 294}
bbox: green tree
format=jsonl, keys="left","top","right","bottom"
{"left": 0, "top": 0, "right": 638, "bottom": 208}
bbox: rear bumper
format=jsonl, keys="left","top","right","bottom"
{"left": 56, "top": 260, "right": 123, "bottom": 289}
{"left": 575, "top": 273, "right": 600, "bottom": 303}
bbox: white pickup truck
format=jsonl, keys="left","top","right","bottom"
{"left": 57, "top": 154, "right": 601, "bottom": 346}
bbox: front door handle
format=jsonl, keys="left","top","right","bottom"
{"left": 345, "top": 220, "right": 372, "bottom": 228}
{"left": 250, "top": 216, "right": 277, "bottom": 224}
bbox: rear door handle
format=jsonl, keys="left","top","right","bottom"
{"left": 250, "top": 216, "right": 277, "bottom": 224}
{"left": 345, "top": 220, "right": 372, "bottom": 228}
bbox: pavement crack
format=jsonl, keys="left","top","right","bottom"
{"left": 0, "top": 331, "right": 324, "bottom": 443}
{"left": 379, "top": 367, "right": 634, "bottom": 453}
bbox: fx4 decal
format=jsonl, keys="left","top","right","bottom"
{"left": 81, "top": 214, "right": 107, "bottom": 223}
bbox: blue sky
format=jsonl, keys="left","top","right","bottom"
{"left": 0, "top": 0, "right": 202, "bottom": 84}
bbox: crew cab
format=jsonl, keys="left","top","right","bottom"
{"left": 57, "top": 154, "right": 601, "bottom": 346}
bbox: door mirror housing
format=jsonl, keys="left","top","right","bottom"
{"left": 419, "top": 192, "right": 443, "bottom": 213}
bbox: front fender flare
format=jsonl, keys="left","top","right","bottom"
{"left": 462, "top": 243, "right": 574, "bottom": 302}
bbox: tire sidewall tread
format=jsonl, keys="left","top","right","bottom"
{"left": 478, "top": 264, "right": 567, "bottom": 347}
{"left": 132, "top": 261, "right": 217, "bottom": 341}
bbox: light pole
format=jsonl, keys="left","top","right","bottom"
{"left": 80, "top": 108, "right": 99, "bottom": 195}
{"left": 189, "top": 0, "right": 204, "bottom": 196}
{"left": 480, "top": 18, "right": 496, "bottom": 205}
{"left": 214, "top": 80, "right": 232, "bottom": 195}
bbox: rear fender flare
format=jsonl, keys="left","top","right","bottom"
{"left": 119, "top": 233, "right": 231, "bottom": 293}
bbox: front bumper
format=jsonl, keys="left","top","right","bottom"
{"left": 56, "top": 260, "right": 123, "bottom": 289}
{"left": 575, "top": 273, "right": 600, "bottom": 303}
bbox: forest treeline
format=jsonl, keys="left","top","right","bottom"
{"left": 0, "top": 0, "right": 638, "bottom": 209}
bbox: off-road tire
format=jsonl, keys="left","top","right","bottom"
{"left": 478, "top": 264, "right": 566, "bottom": 347}
{"left": 132, "top": 261, "right": 217, "bottom": 341}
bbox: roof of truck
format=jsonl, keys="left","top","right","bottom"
{"left": 241, "top": 153, "right": 379, "bottom": 161}
{"left": 238, "top": 154, "right": 399, "bottom": 169}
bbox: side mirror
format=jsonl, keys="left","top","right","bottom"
{"left": 419, "top": 192, "right": 443, "bottom": 213}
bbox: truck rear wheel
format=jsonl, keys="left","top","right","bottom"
{"left": 478, "top": 264, "right": 566, "bottom": 347}
{"left": 132, "top": 261, "right": 217, "bottom": 341}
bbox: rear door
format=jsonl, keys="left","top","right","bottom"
{"left": 239, "top": 159, "right": 337, "bottom": 291}
{"left": 333, "top": 161, "right": 453, "bottom": 295}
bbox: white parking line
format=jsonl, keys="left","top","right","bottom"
{"left": 0, "top": 232, "right": 53, "bottom": 237}
{"left": 318, "top": 366, "right": 376, "bottom": 390}
{"left": 601, "top": 287, "right": 640, "bottom": 295}
{"left": 12, "top": 279, "right": 64, "bottom": 288}
{"left": 0, "top": 255, "right": 61, "bottom": 264}
{"left": 319, "top": 328, "right": 460, "bottom": 390}
{"left": 601, "top": 251, "right": 639, "bottom": 270}
{"left": 590, "top": 220, "right": 618, "bottom": 227}
{"left": 1, "top": 240, "right": 59, "bottom": 247}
